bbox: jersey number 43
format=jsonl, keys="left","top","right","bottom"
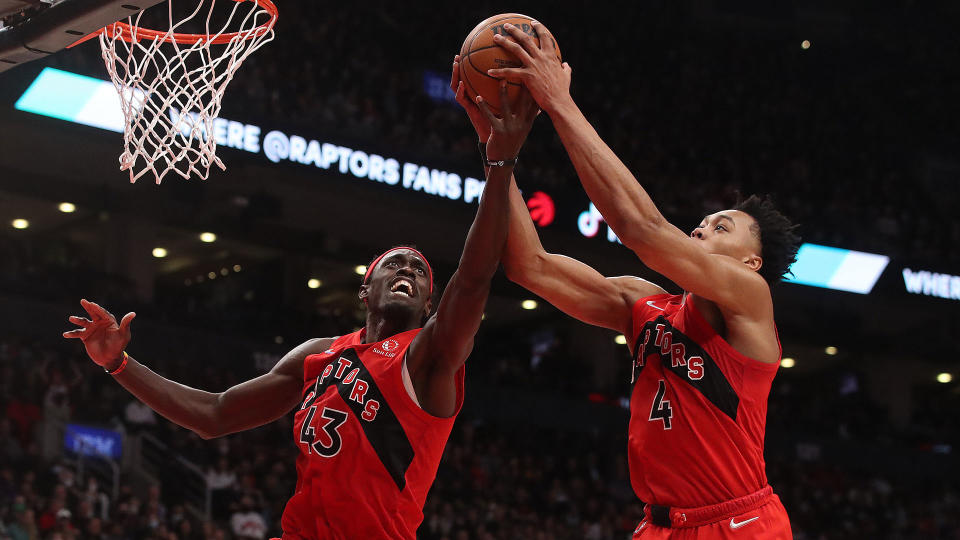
{"left": 299, "top": 406, "right": 349, "bottom": 457}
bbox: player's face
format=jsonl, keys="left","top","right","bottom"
{"left": 362, "top": 250, "right": 432, "bottom": 318}
{"left": 690, "top": 210, "right": 763, "bottom": 268}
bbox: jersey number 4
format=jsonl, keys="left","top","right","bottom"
{"left": 649, "top": 379, "right": 673, "bottom": 430}
{"left": 299, "top": 406, "right": 349, "bottom": 457}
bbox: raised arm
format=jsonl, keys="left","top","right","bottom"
{"left": 489, "top": 23, "right": 770, "bottom": 316}
{"left": 405, "top": 65, "right": 538, "bottom": 417}
{"left": 64, "top": 299, "right": 328, "bottom": 439}
{"left": 503, "top": 176, "right": 664, "bottom": 335}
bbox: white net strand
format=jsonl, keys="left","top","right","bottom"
{"left": 98, "top": 1, "right": 275, "bottom": 184}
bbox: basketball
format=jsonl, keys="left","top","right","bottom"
{"left": 459, "top": 13, "right": 561, "bottom": 115}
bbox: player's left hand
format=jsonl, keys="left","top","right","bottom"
{"left": 487, "top": 22, "right": 572, "bottom": 115}
{"left": 475, "top": 81, "right": 538, "bottom": 161}
{"left": 63, "top": 299, "right": 135, "bottom": 371}
{"left": 451, "top": 54, "right": 491, "bottom": 141}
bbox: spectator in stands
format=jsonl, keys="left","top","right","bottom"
{"left": 40, "top": 386, "right": 70, "bottom": 461}
{"left": 78, "top": 477, "right": 109, "bottom": 522}
{"left": 206, "top": 457, "right": 237, "bottom": 519}
{"left": 5, "top": 503, "right": 37, "bottom": 540}
{"left": 230, "top": 496, "right": 267, "bottom": 539}
{"left": 5, "top": 388, "right": 40, "bottom": 451}
{"left": 51, "top": 507, "right": 76, "bottom": 538}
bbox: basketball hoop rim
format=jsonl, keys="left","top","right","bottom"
{"left": 68, "top": 0, "right": 277, "bottom": 47}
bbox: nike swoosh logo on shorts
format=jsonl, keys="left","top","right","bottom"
{"left": 729, "top": 516, "right": 759, "bottom": 529}
{"left": 646, "top": 300, "right": 666, "bottom": 311}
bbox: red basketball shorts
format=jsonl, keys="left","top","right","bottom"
{"left": 632, "top": 486, "right": 792, "bottom": 539}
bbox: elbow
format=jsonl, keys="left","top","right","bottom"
{"left": 502, "top": 259, "right": 522, "bottom": 283}
{"left": 614, "top": 216, "right": 667, "bottom": 255}
{"left": 503, "top": 252, "right": 544, "bottom": 287}
{"left": 195, "top": 399, "right": 224, "bottom": 439}
{"left": 194, "top": 423, "right": 223, "bottom": 440}
{"left": 196, "top": 429, "right": 218, "bottom": 440}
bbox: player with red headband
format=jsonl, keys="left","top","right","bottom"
{"left": 63, "top": 79, "right": 541, "bottom": 538}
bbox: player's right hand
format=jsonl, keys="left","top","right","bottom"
{"left": 63, "top": 299, "right": 135, "bottom": 370}
{"left": 476, "top": 81, "right": 538, "bottom": 161}
{"left": 451, "top": 54, "right": 492, "bottom": 140}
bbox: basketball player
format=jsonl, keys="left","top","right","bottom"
{"left": 63, "top": 82, "right": 540, "bottom": 539}
{"left": 474, "top": 22, "right": 800, "bottom": 539}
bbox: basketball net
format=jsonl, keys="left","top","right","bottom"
{"left": 96, "top": 0, "right": 276, "bottom": 184}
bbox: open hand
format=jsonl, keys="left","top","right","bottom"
{"left": 474, "top": 81, "right": 539, "bottom": 161}
{"left": 63, "top": 299, "right": 135, "bottom": 370}
{"left": 487, "top": 21, "right": 572, "bottom": 115}
{"left": 451, "top": 54, "right": 492, "bottom": 141}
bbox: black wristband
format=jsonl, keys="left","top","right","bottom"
{"left": 485, "top": 157, "right": 518, "bottom": 167}
{"left": 479, "top": 141, "right": 517, "bottom": 168}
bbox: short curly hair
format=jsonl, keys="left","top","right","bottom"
{"left": 733, "top": 194, "right": 801, "bottom": 285}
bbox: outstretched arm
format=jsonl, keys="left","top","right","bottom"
{"left": 64, "top": 299, "right": 328, "bottom": 439}
{"left": 406, "top": 65, "right": 538, "bottom": 417}
{"left": 490, "top": 23, "right": 770, "bottom": 315}
{"left": 503, "top": 176, "right": 665, "bottom": 336}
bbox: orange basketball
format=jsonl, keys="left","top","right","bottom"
{"left": 459, "top": 13, "right": 561, "bottom": 116}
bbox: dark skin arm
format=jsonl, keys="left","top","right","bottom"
{"left": 490, "top": 23, "right": 777, "bottom": 362}
{"left": 446, "top": 51, "right": 664, "bottom": 338}
{"left": 64, "top": 299, "right": 331, "bottom": 439}
{"left": 503, "top": 175, "right": 665, "bottom": 336}
{"left": 405, "top": 68, "right": 539, "bottom": 418}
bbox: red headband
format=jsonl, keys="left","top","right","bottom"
{"left": 363, "top": 247, "right": 434, "bottom": 294}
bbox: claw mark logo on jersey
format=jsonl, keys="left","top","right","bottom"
{"left": 632, "top": 316, "right": 740, "bottom": 421}
{"left": 374, "top": 339, "right": 400, "bottom": 357}
{"left": 633, "top": 320, "right": 705, "bottom": 383}
{"left": 296, "top": 348, "right": 416, "bottom": 490}
{"left": 301, "top": 355, "right": 381, "bottom": 426}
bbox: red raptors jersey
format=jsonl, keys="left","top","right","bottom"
{"left": 628, "top": 294, "right": 780, "bottom": 508}
{"left": 281, "top": 328, "right": 464, "bottom": 539}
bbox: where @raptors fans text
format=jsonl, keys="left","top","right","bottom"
{"left": 169, "top": 107, "right": 486, "bottom": 204}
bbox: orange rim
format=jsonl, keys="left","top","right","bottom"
{"left": 68, "top": 0, "right": 277, "bottom": 47}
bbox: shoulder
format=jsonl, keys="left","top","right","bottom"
{"left": 271, "top": 337, "right": 338, "bottom": 377}
{"left": 608, "top": 276, "right": 668, "bottom": 306}
{"left": 292, "top": 337, "right": 339, "bottom": 358}
{"left": 631, "top": 292, "right": 683, "bottom": 327}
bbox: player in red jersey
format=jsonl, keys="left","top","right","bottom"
{"left": 481, "top": 22, "right": 802, "bottom": 539}
{"left": 62, "top": 80, "right": 540, "bottom": 539}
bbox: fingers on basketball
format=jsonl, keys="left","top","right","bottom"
{"left": 521, "top": 90, "right": 538, "bottom": 121}
{"left": 451, "top": 57, "right": 460, "bottom": 91}
{"left": 494, "top": 33, "right": 530, "bottom": 63}
{"left": 506, "top": 24, "right": 537, "bottom": 56}
{"left": 519, "top": 25, "right": 539, "bottom": 53}
{"left": 475, "top": 95, "right": 498, "bottom": 124}
{"left": 531, "top": 21, "right": 556, "bottom": 55}
{"left": 487, "top": 68, "right": 522, "bottom": 80}
{"left": 499, "top": 81, "right": 513, "bottom": 117}
{"left": 455, "top": 81, "right": 471, "bottom": 108}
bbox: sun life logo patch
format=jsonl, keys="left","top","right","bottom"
{"left": 373, "top": 339, "right": 400, "bottom": 357}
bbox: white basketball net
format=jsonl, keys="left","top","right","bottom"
{"left": 98, "top": 1, "right": 276, "bottom": 184}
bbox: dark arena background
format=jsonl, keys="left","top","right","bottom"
{"left": 1, "top": 1, "right": 958, "bottom": 539}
